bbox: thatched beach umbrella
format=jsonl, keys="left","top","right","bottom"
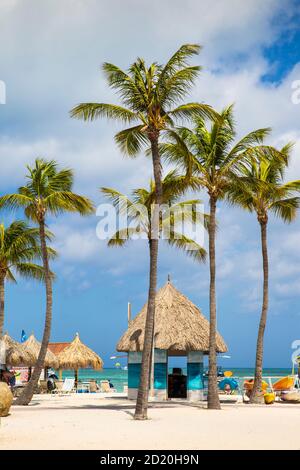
{"left": 23, "top": 334, "right": 59, "bottom": 378}
{"left": 1, "top": 333, "right": 35, "bottom": 367}
{"left": 57, "top": 333, "right": 103, "bottom": 387}
{"left": 117, "top": 280, "right": 227, "bottom": 354}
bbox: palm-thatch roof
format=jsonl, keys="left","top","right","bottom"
{"left": 48, "top": 342, "right": 70, "bottom": 355}
{"left": 1, "top": 333, "right": 35, "bottom": 367}
{"left": 57, "top": 333, "right": 103, "bottom": 370}
{"left": 117, "top": 281, "right": 228, "bottom": 354}
{"left": 22, "top": 334, "right": 59, "bottom": 368}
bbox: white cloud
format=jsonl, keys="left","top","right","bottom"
{"left": 50, "top": 222, "right": 101, "bottom": 262}
{"left": 0, "top": 0, "right": 299, "bottom": 309}
{"left": 0, "top": 135, "right": 152, "bottom": 198}
{"left": 275, "top": 279, "right": 300, "bottom": 296}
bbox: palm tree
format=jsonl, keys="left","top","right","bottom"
{"left": 161, "top": 104, "right": 271, "bottom": 409}
{"left": 226, "top": 144, "right": 300, "bottom": 403}
{"left": 0, "top": 220, "right": 56, "bottom": 337}
{"left": 0, "top": 159, "right": 94, "bottom": 405}
{"left": 70, "top": 44, "right": 216, "bottom": 419}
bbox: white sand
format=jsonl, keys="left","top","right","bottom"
{"left": 1, "top": 394, "right": 300, "bottom": 450}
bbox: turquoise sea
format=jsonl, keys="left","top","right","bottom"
{"left": 60, "top": 367, "right": 294, "bottom": 393}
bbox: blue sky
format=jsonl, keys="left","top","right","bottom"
{"left": 1, "top": 0, "right": 300, "bottom": 369}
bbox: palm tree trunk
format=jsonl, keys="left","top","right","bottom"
{"left": 134, "top": 132, "right": 162, "bottom": 420}
{"left": 0, "top": 274, "right": 5, "bottom": 338}
{"left": 207, "top": 196, "right": 221, "bottom": 410}
{"left": 250, "top": 220, "right": 269, "bottom": 404}
{"left": 15, "top": 218, "right": 52, "bottom": 405}
{"left": 134, "top": 238, "right": 159, "bottom": 419}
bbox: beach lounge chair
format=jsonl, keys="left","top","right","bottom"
{"left": 39, "top": 380, "right": 48, "bottom": 394}
{"left": 54, "top": 380, "right": 64, "bottom": 393}
{"left": 100, "top": 380, "right": 110, "bottom": 393}
{"left": 52, "top": 378, "right": 75, "bottom": 395}
{"left": 100, "top": 380, "right": 116, "bottom": 393}
{"left": 89, "top": 380, "right": 98, "bottom": 393}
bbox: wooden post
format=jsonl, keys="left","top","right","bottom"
{"left": 127, "top": 302, "right": 131, "bottom": 325}
{"left": 150, "top": 344, "right": 155, "bottom": 398}
{"left": 127, "top": 303, "right": 131, "bottom": 397}
{"left": 58, "top": 368, "right": 63, "bottom": 381}
{"left": 74, "top": 369, "right": 78, "bottom": 390}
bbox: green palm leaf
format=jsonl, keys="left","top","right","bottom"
{"left": 114, "top": 125, "right": 149, "bottom": 156}
{"left": 101, "top": 173, "right": 207, "bottom": 262}
{"left": 70, "top": 103, "right": 137, "bottom": 123}
{"left": 15, "top": 263, "right": 55, "bottom": 281}
{"left": 166, "top": 230, "right": 207, "bottom": 262}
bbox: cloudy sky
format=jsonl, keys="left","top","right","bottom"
{"left": 1, "top": 0, "right": 300, "bottom": 368}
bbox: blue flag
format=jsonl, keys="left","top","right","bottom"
{"left": 21, "top": 330, "right": 27, "bottom": 343}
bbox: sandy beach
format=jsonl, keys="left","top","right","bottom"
{"left": 1, "top": 394, "right": 300, "bottom": 450}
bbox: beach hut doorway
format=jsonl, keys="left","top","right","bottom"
{"left": 167, "top": 353, "right": 187, "bottom": 399}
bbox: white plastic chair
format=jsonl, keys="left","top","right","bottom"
{"left": 52, "top": 377, "right": 75, "bottom": 395}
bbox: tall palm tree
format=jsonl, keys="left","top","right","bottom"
{"left": 161, "top": 105, "right": 271, "bottom": 409}
{"left": 226, "top": 145, "right": 300, "bottom": 403}
{"left": 70, "top": 44, "right": 216, "bottom": 419}
{"left": 0, "top": 159, "right": 94, "bottom": 405}
{"left": 0, "top": 220, "right": 56, "bottom": 337}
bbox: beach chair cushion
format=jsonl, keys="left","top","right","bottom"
{"left": 100, "top": 380, "right": 110, "bottom": 393}
{"left": 61, "top": 378, "right": 75, "bottom": 393}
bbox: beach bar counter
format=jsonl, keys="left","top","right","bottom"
{"left": 117, "top": 279, "right": 227, "bottom": 401}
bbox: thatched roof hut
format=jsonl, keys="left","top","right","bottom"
{"left": 57, "top": 333, "right": 103, "bottom": 371}
{"left": 1, "top": 333, "right": 35, "bottom": 367}
{"left": 22, "top": 334, "right": 59, "bottom": 369}
{"left": 117, "top": 280, "right": 227, "bottom": 354}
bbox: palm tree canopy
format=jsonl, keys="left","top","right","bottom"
{"left": 0, "top": 159, "right": 94, "bottom": 222}
{"left": 70, "top": 44, "right": 217, "bottom": 156}
{"left": 101, "top": 171, "right": 207, "bottom": 262}
{"left": 161, "top": 104, "right": 272, "bottom": 199}
{"left": 0, "top": 220, "right": 56, "bottom": 282}
{"left": 226, "top": 144, "right": 300, "bottom": 223}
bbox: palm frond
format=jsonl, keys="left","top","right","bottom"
{"left": 6, "top": 268, "right": 16, "bottom": 283}
{"left": 70, "top": 103, "right": 138, "bottom": 123}
{"left": 44, "top": 192, "right": 94, "bottom": 216}
{"left": 114, "top": 125, "right": 149, "bottom": 156}
{"left": 101, "top": 187, "right": 135, "bottom": 215}
{"left": 159, "top": 66, "right": 201, "bottom": 106}
{"left": 107, "top": 227, "right": 145, "bottom": 247}
{"left": 102, "top": 62, "right": 148, "bottom": 112}
{"left": 0, "top": 193, "right": 32, "bottom": 211}
{"left": 162, "top": 202, "right": 208, "bottom": 237}
{"left": 15, "top": 263, "right": 55, "bottom": 281}
{"left": 169, "top": 103, "right": 218, "bottom": 123}
{"left": 166, "top": 230, "right": 206, "bottom": 262}
{"left": 223, "top": 128, "right": 271, "bottom": 169}
{"left": 277, "top": 180, "right": 300, "bottom": 193}
{"left": 269, "top": 197, "right": 300, "bottom": 222}
{"left": 159, "top": 44, "right": 201, "bottom": 80}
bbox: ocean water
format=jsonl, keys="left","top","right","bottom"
{"left": 60, "top": 367, "right": 294, "bottom": 393}
{"left": 61, "top": 368, "right": 128, "bottom": 392}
